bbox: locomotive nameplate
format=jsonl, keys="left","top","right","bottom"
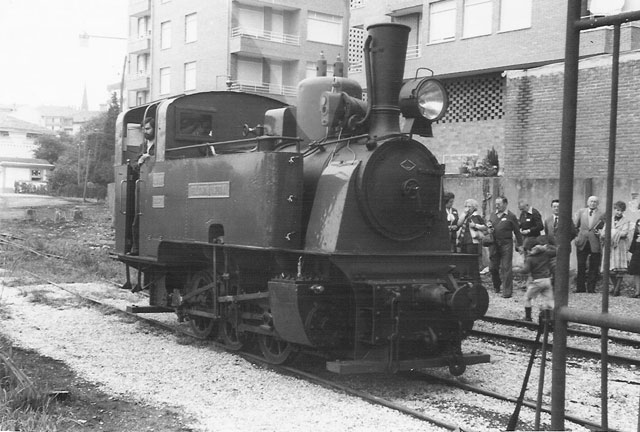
{"left": 151, "top": 172, "right": 165, "bottom": 188}
{"left": 152, "top": 195, "right": 165, "bottom": 208}
{"left": 188, "top": 181, "right": 230, "bottom": 199}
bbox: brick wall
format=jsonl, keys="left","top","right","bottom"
{"left": 504, "top": 51, "right": 640, "bottom": 179}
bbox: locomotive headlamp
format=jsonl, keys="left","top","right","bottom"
{"left": 399, "top": 77, "right": 448, "bottom": 121}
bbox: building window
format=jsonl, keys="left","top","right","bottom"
{"left": 184, "top": 62, "right": 196, "bottom": 91}
{"left": 185, "top": 13, "right": 197, "bottom": 43}
{"left": 137, "top": 16, "right": 149, "bottom": 39}
{"left": 429, "top": 0, "right": 456, "bottom": 43}
{"left": 31, "top": 170, "right": 42, "bottom": 181}
{"left": 500, "top": 0, "right": 532, "bottom": 32}
{"left": 160, "top": 67, "right": 171, "bottom": 95}
{"left": 305, "top": 61, "right": 334, "bottom": 79}
{"left": 307, "top": 12, "right": 343, "bottom": 45}
{"left": 393, "top": 13, "right": 422, "bottom": 58}
{"left": 136, "top": 54, "right": 148, "bottom": 75}
{"left": 0, "top": 131, "right": 9, "bottom": 137}
{"left": 463, "top": 0, "right": 492, "bottom": 38}
{"left": 26, "top": 133, "right": 39, "bottom": 139}
{"left": 161, "top": 21, "right": 172, "bottom": 49}
{"left": 136, "top": 91, "right": 148, "bottom": 106}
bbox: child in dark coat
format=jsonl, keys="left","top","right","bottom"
{"left": 514, "top": 236, "right": 556, "bottom": 321}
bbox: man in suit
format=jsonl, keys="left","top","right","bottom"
{"left": 573, "top": 195, "right": 605, "bottom": 293}
{"left": 518, "top": 199, "right": 544, "bottom": 241}
{"left": 444, "top": 192, "right": 459, "bottom": 252}
{"left": 544, "top": 199, "right": 561, "bottom": 245}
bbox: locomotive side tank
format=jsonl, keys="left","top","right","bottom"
{"left": 115, "top": 23, "right": 489, "bottom": 375}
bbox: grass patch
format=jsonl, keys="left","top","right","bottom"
{"left": 1, "top": 202, "right": 121, "bottom": 285}
{"left": 1, "top": 348, "right": 60, "bottom": 432}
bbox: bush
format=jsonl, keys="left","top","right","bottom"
{"left": 466, "top": 147, "right": 500, "bottom": 177}
{"left": 14, "top": 182, "right": 49, "bottom": 195}
{"left": 55, "top": 184, "right": 82, "bottom": 198}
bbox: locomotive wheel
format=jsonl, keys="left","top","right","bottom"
{"left": 187, "top": 271, "right": 217, "bottom": 339}
{"left": 258, "top": 334, "right": 296, "bottom": 365}
{"left": 219, "top": 303, "right": 244, "bottom": 350}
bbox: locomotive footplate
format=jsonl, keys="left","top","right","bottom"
{"left": 326, "top": 353, "right": 490, "bottom": 374}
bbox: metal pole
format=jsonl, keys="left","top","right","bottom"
{"left": 82, "top": 135, "right": 92, "bottom": 202}
{"left": 535, "top": 315, "right": 550, "bottom": 430}
{"left": 552, "top": 1, "right": 582, "bottom": 429}
{"left": 599, "top": 23, "right": 621, "bottom": 430}
{"left": 120, "top": 55, "right": 127, "bottom": 112}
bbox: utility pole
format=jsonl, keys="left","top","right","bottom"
{"left": 79, "top": 32, "right": 127, "bottom": 110}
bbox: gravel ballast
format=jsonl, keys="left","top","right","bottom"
{"left": 0, "top": 280, "right": 448, "bottom": 432}
{"left": 1, "top": 276, "right": 638, "bottom": 431}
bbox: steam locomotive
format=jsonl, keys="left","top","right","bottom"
{"left": 114, "top": 23, "right": 489, "bottom": 375}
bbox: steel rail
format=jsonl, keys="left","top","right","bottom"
{"left": 470, "top": 329, "right": 640, "bottom": 366}
{"left": 480, "top": 315, "right": 640, "bottom": 347}
{"left": 403, "top": 371, "right": 619, "bottom": 432}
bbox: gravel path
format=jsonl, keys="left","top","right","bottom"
{"left": 1, "top": 274, "right": 638, "bottom": 431}
{"left": 0, "top": 278, "right": 447, "bottom": 432}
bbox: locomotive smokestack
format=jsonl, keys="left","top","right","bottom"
{"left": 363, "top": 23, "right": 410, "bottom": 139}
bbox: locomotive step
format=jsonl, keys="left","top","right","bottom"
{"left": 326, "top": 353, "right": 490, "bottom": 374}
{"left": 126, "top": 305, "right": 174, "bottom": 313}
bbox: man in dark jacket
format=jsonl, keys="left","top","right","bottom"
{"left": 518, "top": 199, "right": 544, "bottom": 239}
{"left": 488, "top": 196, "right": 523, "bottom": 298}
{"left": 443, "top": 192, "right": 459, "bottom": 253}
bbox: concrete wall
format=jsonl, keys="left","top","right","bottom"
{"left": 443, "top": 175, "right": 640, "bottom": 270}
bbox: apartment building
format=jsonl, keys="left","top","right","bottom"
{"left": 349, "top": 0, "right": 640, "bottom": 178}
{"left": 126, "top": 0, "right": 349, "bottom": 109}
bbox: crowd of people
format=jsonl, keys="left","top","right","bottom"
{"left": 444, "top": 192, "right": 640, "bottom": 321}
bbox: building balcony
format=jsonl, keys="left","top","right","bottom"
{"left": 127, "top": 74, "right": 150, "bottom": 91}
{"left": 129, "top": 36, "right": 151, "bottom": 55}
{"left": 230, "top": 80, "right": 297, "bottom": 97}
{"left": 130, "top": 0, "right": 150, "bottom": 17}
{"left": 385, "top": 0, "right": 423, "bottom": 15}
{"left": 231, "top": 27, "right": 299, "bottom": 46}
{"left": 406, "top": 43, "right": 421, "bottom": 59}
{"left": 230, "top": 29, "right": 302, "bottom": 60}
{"left": 236, "top": 0, "right": 301, "bottom": 10}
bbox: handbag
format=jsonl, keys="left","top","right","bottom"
{"left": 481, "top": 231, "right": 494, "bottom": 247}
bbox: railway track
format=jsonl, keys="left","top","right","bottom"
{"left": 7, "top": 270, "right": 615, "bottom": 431}
{"left": 473, "top": 317, "right": 640, "bottom": 366}
{"left": 481, "top": 314, "right": 640, "bottom": 347}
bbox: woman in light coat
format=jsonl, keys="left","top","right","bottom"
{"left": 601, "top": 200, "right": 631, "bottom": 296}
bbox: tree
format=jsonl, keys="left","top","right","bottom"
{"left": 46, "top": 93, "right": 119, "bottom": 197}
{"left": 34, "top": 133, "right": 73, "bottom": 164}
{"left": 76, "top": 93, "right": 119, "bottom": 189}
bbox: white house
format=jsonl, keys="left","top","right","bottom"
{"left": 0, "top": 113, "right": 54, "bottom": 193}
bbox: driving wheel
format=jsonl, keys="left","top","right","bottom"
{"left": 258, "top": 334, "right": 296, "bottom": 365}
{"left": 186, "top": 270, "right": 217, "bottom": 339}
{"left": 219, "top": 303, "right": 244, "bottom": 350}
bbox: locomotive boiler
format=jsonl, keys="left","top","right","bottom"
{"left": 114, "top": 23, "right": 489, "bottom": 375}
